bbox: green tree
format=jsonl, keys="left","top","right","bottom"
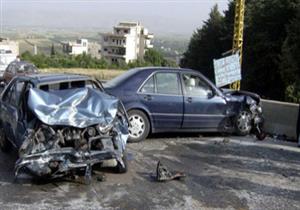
{"left": 144, "top": 49, "right": 164, "bottom": 66}
{"left": 143, "top": 49, "right": 177, "bottom": 67}
{"left": 180, "top": 5, "right": 225, "bottom": 82}
{"left": 242, "top": 0, "right": 300, "bottom": 100}
{"left": 280, "top": 5, "right": 300, "bottom": 102}
{"left": 51, "top": 43, "right": 56, "bottom": 56}
{"left": 181, "top": 0, "right": 300, "bottom": 101}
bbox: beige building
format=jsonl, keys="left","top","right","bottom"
{"left": 62, "top": 39, "right": 88, "bottom": 55}
{"left": 100, "top": 21, "right": 154, "bottom": 64}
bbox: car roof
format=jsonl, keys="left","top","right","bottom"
{"left": 104, "top": 66, "right": 203, "bottom": 89}
{"left": 19, "top": 73, "right": 92, "bottom": 84}
{"left": 128, "top": 67, "right": 202, "bottom": 75}
{"left": 130, "top": 66, "right": 194, "bottom": 72}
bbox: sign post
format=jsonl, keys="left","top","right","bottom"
{"left": 213, "top": 54, "right": 241, "bottom": 88}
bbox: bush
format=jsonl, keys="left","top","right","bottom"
{"left": 20, "top": 49, "right": 178, "bottom": 70}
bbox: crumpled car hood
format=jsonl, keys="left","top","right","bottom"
{"left": 28, "top": 87, "right": 120, "bottom": 128}
{"left": 221, "top": 88, "right": 261, "bottom": 103}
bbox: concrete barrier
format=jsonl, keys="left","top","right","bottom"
{"left": 262, "top": 99, "right": 299, "bottom": 140}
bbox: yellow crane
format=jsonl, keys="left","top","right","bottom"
{"left": 230, "top": 0, "right": 245, "bottom": 90}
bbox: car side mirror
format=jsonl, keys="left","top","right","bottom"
{"left": 207, "top": 91, "right": 214, "bottom": 99}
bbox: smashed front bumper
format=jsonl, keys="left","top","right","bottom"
{"left": 15, "top": 87, "right": 129, "bottom": 181}
{"left": 15, "top": 147, "right": 123, "bottom": 179}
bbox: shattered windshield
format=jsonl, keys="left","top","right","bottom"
{"left": 17, "top": 63, "right": 38, "bottom": 73}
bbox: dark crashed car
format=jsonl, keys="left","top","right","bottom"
{"left": 0, "top": 74, "right": 129, "bottom": 180}
{"left": 104, "top": 67, "right": 264, "bottom": 142}
{"left": 3, "top": 60, "right": 39, "bottom": 85}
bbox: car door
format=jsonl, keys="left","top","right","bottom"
{"left": 181, "top": 73, "right": 228, "bottom": 130}
{"left": 138, "top": 71, "right": 184, "bottom": 129}
{"left": 0, "top": 79, "right": 26, "bottom": 146}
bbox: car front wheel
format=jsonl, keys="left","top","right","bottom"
{"left": 128, "top": 110, "right": 150, "bottom": 142}
{"left": 235, "top": 110, "right": 252, "bottom": 136}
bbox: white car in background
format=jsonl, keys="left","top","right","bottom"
{"left": 0, "top": 50, "right": 17, "bottom": 78}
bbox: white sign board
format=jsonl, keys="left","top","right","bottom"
{"left": 213, "top": 54, "right": 241, "bottom": 87}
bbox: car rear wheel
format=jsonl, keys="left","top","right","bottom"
{"left": 0, "top": 127, "right": 11, "bottom": 153}
{"left": 235, "top": 110, "right": 252, "bottom": 136}
{"left": 128, "top": 110, "right": 150, "bottom": 142}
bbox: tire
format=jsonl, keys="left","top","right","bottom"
{"left": 115, "top": 153, "right": 128, "bottom": 173}
{"left": 127, "top": 109, "right": 150, "bottom": 142}
{"left": 235, "top": 110, "right": 252, "bottom": 136}
{"left": 0, "top": 127, "right": 11, "bottom": 153}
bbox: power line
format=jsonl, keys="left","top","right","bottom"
{"left": 0, "top": 0, "right": 2, "bottom": 36}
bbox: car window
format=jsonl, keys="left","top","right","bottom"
{"left": 140, "top": 76, "right": 155, "bottom": 94}
{"left": 182, "top": 74, "right": 213, "bottom": 97}
{"left": 6, "top": 64, "right": 14, "bottom": 73}
{"left": 5, "top": 64, "right": 11, "bottom": 72}
{"left": 71, "top": 81, "right": 85, "bottom": 88}
{"left": 104, "top": 68, "right": 139, "bottom": 88}
{"left": 10, "top": 64, "right": 17, "bottom": 74}
{"left": 22, "top": 64, "right": 38, "bottom": 73}
{"left": 155, "top": 73, "right": 180, "bottom": 95}
{"left": 39, "top": 80, "right": 101, "bottom": 91}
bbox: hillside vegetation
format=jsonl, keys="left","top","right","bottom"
{"left": 41, "top": 68, "right": 124, "bottom": 80}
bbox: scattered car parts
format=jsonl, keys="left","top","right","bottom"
{"left": 156, "top": 161, "right": 185, "bottom": 182}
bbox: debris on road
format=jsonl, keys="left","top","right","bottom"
{"left": 155, "top": 161, "right": 185, "bottom": 182}
{"left": 256, "top": 131, "right": 267, "bottom": 141}
{"left": 97, "top": 174, "right": 107, "bottom": 182}
{"left": 223, "top": 138, "right": 230, "bottom": 144}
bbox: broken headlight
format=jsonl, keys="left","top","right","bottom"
{"left": 246, "top": 96, "right": 256, "bottom": 106}
{"left": 257, "top": 106, "right": 262, "bottom": 114}
{"left": 87, "top": 127, "right": 97, "bottom": 137}
{"left": 98, "top": 123, "right": 114, "bottom": 134}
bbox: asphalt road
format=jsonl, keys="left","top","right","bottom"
{"left": 0, "top": 135, "right": 300, "bottom": 210}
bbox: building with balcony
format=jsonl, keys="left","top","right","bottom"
{"left": 62, "top": 39, "right": 88, "bottom": 55}
{"left": 100, "top": 21, "right": 154, "bottom": 64}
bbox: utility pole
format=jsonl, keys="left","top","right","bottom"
{"left": 0, "top": 0, "right": 3, "bottom": 37}
{"left": 230, "top": 0, "right": 245, "bottom": 90}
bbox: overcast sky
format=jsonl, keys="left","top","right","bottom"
{"left": 1, "top": 0, "right": 229, "bottom": 35}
